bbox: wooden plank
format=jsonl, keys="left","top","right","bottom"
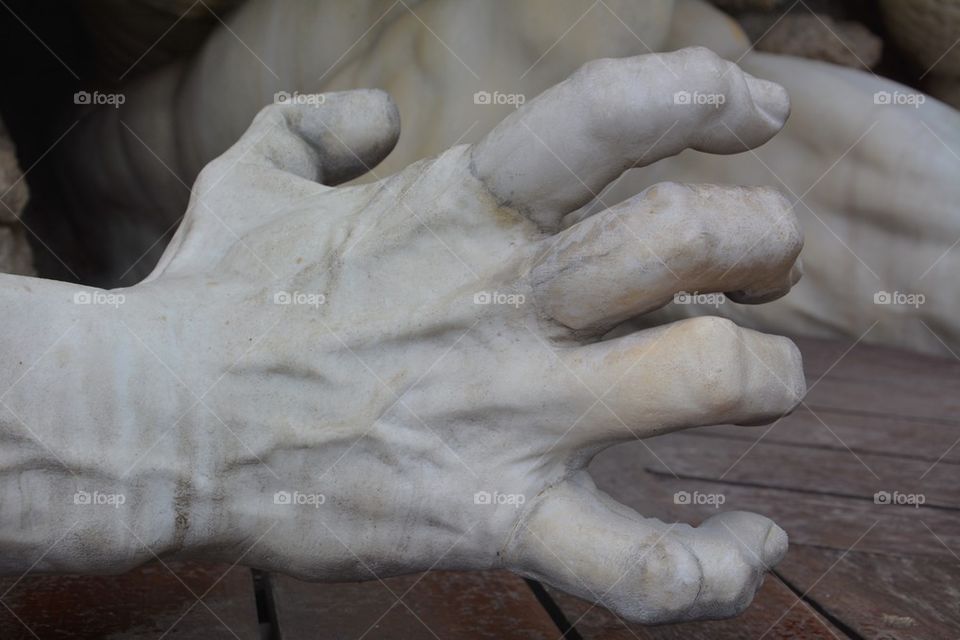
{"left": 0, "top": 562, "right": 259, "bottom": 639}
{"left": 269, "top": 569, "right": 561, "bottom": 639}
{"left": 702, "top": 407, "right": 960, "bottom": 464}
{"left": 777, "top": 545, "right": 960, "bottom": 639}
{"left": 804, "top": 376, "right": 960, "bottom": 425}
{"left": 792, "top": 337, "right": 960, "bottom": 422}
{"left": 0, "top": 338, "right": 948, "bottom": 640}
{"left": 637, "top": 433, "right": 959, "bottom": 509}
{"left": 554, "top": 338, "right": 960, "bottom": 638}
{"left": 545, "top": 574, "right": 846, "bottom": 639}
{"left": 795, "top": 337, "right": 960, "bottom": 383}
{"left": 586, "top": 445, "right": 959, "bottom": 558}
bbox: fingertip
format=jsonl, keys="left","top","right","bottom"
{"left": 744, "top": 74, "right": 791, "bottom": 131}
{"left": 701, "top": 511, "right": 788, "bottom": 568}
{"left": 725, "top": 280, "right": 792, "bottom": 304}
{"left": 762, "top": 522, "right": 789, "bottom": 566}
{"left": 725, "top": 259, "right": 800, "bottom": 304}
{"left": 361, "top": 88, "right": 402, "bottom": 149}
{"left": 789, "top": 258, "right": 804, "bottom": 286}
{"left": 317, "top": 89, "right": 401, "bottom": 184}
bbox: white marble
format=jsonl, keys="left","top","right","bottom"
{"left": 61, "top": 0, "right": 960, "bottom": 355}
{"left": 3, "top": 49, "right": 803, "bottom": 624}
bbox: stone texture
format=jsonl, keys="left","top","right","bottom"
{"left": 742, "top": 12, "right": 882, "bottom": 69}
{"left": 0, "top": 118, "right": 34, "bottom": 275}
{"left": 881, "top": 0, "right": 960, "bottom": 108}
{"left": 1, "top": 49, "right": 803, "bottom": 627}
{"left": 881, "top": 0, "right": 960, "bottom": 73}
{"left": 58, "top": 0, "right": 960, "bottom": 357}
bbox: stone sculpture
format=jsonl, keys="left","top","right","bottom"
{"left": 2, "top": 48, "right": 804, "bottom": 624}
{"left": 58, "top": 0, "right": 960, "bottom": 356}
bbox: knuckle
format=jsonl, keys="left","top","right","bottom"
{"left": 685, "top": 317, "right": 747, "bottom": 414}
{"left": 672, "top": 48, "right": 735, "bottom": 111}
{"left": 573, "top": 56, "right": 620, "bottom": 84}
{"left": 761, "top": 185, "right": 792, "bottom": 212}
{"left": 656, "top": 537, "right": 704, "bottom": 610}
{"left": 677, "top": 219, "right": 715, "bottom": 270}
{"left": 777, "top": 336, "right": 807, "bottom": 407}
{"left": 253, "top": 102, "right": 295, "bottom": 129}
{"left": 193, "top": 160, "right": 227, "bottom": 193}
{"left": 681, "top": 46, "right": 728, "bottom": 81}
{"left": 253, "top": 102, "right": 281, "bottom": 122}
{"left": 757, "top": 188, "right": 803, "bottom": 256}
{"left": 686, "top": 315, "right": 741, "bottom": 349}
{"left": 642, "top": 183, "right": 719, "bottom": 266}
{"left": 722, "top": 562, "right": 762, "bottom": 614}
{"left": 613, "top": 536, "right": 704, "bottom": 624}
{"left": 693, "top": 47, "right": 730, "bottom": 75}
{"left": 669, "top": 46, "right": 724, "bottom": 76}
{"left": 572, "top": 57, "right": 653, "bottom": 137}
{"left": 683, "top": 45, "right": 722, "bottom": 64}
{"left": 644, "top": 181, "right": 692, "bottom": 206}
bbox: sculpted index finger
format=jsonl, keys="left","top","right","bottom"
{"left": 470, "top": 47, "right": 790, "bottom": 229}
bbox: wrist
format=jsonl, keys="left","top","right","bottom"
{"left": 0, "top": 276, "right": 196, "bottom": 571}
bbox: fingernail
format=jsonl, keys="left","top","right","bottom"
{"left": 745, "top": 75, "right": 791, "bottom": 126}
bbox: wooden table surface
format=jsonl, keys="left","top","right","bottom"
{"left": 2, "top": 336, "right": 958, "bottom": 639}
